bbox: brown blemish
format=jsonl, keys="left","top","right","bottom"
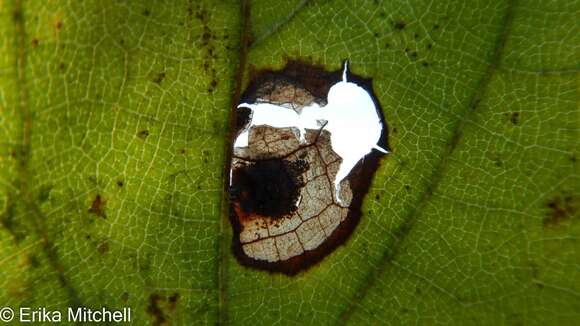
{"left": 146, "top": 292, "right": 179, "bottom": 326}
{"left": 88, "top": 194, "right": 106, "bottom": 218}
{"left": 208, "top": 79, "right": 218, "bottom": 93}
{"left": 168, "top": 293, "right": 180, "bottom": 311}
{"left": 97, "top": 242, "right": 109, "bottom": 254}
{"left": 31, "top": 38, "right": 39, "bottom": 48}
{"left": 152, "top": 72, "right": 166, "bottom": 84}
{"left": 146, "top": 294, "right": 166, "bottom": 326}
{"left": 543, "top": 195, "right": 577, "bottom": 228}
{"left": 137, "top": 129, "right": 150, "bottom": 139}
{"left": 202, "top": 31, "right": 211, "bottom": 42}
{"left": 55, "top": 20, "right": 62, "bottom": 31}
{"left": 38, "top": 184, "right": 53, "bottom": 203}
{"left": 393, "top": 20, "right": 406, "bottom": 30}
{"left": 117, "top": 180, "right": 124, "bottom": 187}
{"left": 228, "top": 60, "right": 390, "bottom": 275}
{"left": 510, "top": 112, "right": 520, "bottom": 125}
{"left": 143, "top": 9, "right": 151, "bottom": 16}
{"left": 192, "top": 4, "right": 219, "bottom": 94}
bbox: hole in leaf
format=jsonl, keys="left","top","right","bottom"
{"left": 228, "top": 60, "right": 390, "bottom": 274}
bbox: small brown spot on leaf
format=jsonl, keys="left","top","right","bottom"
{"left": 89, "top": 194, "right": 106, "bottom": 218}
{"left": 544, "top": 195, "right": 577, "bottom": 228}
{"left": 510, "top": 112, "right": 520, "bottom": 125}
{"left": 202, "top": 31, "right": 211, "bottom": 42}
{"left": 117, "top": 180, "right": 124, "bottom": 187}
{"left": 168, "top": 293, "right": 179, "bottom": 311}
{"left": 393, "top": 20, "right": 406, "bottom": 30}
{"left": 146, "top": 292, "right": 179, "bottom": 326}
{"left": 152, "top": 72, "right": 166, "bottom": 84}
{"left": 55, "top": 20, "right": 62, "bottom": 30}
{"left": 38, "top": 184, "right": 53, "bottom": 203}
{"left": 137, "top": 130, "right": 150, "bottom": 139}
{"left": 208, "top": 79, "right": 218, "bottom": 93}
{"left": 146, "top": 294, "right": 166, "bottom": 326}
{"left": 143, "top": 9, "right": 151, "bottom": 16}
{"left": 31, "top": 38, "right": 39, "bottom": 48}
{"left": 97, "top": 242, "right": 109, "bottom": 254}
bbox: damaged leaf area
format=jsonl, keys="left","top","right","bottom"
{"left": 228, "top": 61, "right": 388, "bottom": 274}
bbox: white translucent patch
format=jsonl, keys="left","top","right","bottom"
{"left": 233, "top": 61, "right": 388, "bottom": 204}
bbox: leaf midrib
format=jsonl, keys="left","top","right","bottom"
{"left": 11, "top": 0, "right": 82, "bottom": 308}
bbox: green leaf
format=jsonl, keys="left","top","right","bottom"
{"left": 0, "top": 0, "right": 578, "bottom": 324}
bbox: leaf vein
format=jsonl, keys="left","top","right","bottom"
{"left": 337, "top": 0, "right": 519, "bottom": 323}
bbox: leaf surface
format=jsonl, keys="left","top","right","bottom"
{"left": 0, "top": 0, "right": 578, "bottom": 324}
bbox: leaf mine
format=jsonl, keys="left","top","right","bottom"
{"left": 228, "top": 60, "right": 389, "bottom": 274}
